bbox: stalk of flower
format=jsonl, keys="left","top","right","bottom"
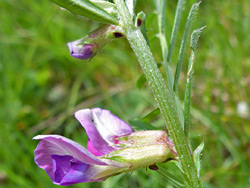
{"left": 67, "top": 25, "right": 124, "bottom": 60}
{"left": 33, "top": 108, "right": 177, "bottom": 186}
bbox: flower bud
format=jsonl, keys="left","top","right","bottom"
{"left": 102, "top": 130, "right": 177, "bottom": 171}
{"left": 115, "top": 130, "right": 170, "bottom": 147}
{"left": 135, "top": 11, "right": 146, "bottom": 27}
{"left": 67, "top": 39, "right": 97, "bottom": 59}
{"left": 67, "top": 25, "right": 124, "bottom": 60}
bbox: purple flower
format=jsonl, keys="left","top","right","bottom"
{"left": 67, "top": 39, "right": 96, "bottom": 60}
{"left": 67, "top": 25, "right": 124, "bottom": 60}
{"left": 33, "top": 108, "right": 176, "bottom": 186}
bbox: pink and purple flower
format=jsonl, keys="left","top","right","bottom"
{"left": 33, "top": 108, "right": 176, "bottom": 186}
{"left": 67, "top": 39, "right": 97, "bottom": 60}
{"left": 67, "top": 25, "right": 124, "bottom": 60}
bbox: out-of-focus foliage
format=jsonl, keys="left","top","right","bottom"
{"left": 0, "top": 0, "right": 249, "bottom": 187}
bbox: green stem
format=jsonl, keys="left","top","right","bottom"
{"left": 114, "top": 1, "right": 203, "bottom": 187}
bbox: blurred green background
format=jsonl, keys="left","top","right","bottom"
{"left": 0, "top": 0, "right": 249, "bottom": 187}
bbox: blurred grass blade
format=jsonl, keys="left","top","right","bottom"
{"left": 141, "top": 105, "right": 183, "bottom": 127}
{"left": 157, "top": 165, "right": 185, "bottom": 188}
{"left": 173, "top": 1, "right": 201, "bottom": 92}
{"left": 125, "top": 0, "right": 137, "bottom": 17}
{"left": 141, "top": 108, "right": 160, "bottom": 123}
{"left": 172, "top": 160, "right": 184, "bottom": 173}
{"left": 191, "top": 107, "right": 244, "bottom": 164}
{"left": 129, "top": 120, "right": 159, "bottom": 130}
{"left": 102, "top": 173, "right": 126, "bottom": 188}
{"left": 50, "top": 0, "right": 119, "bottom": 24}
{"left": 136, "top": 74, "right": 147, "bottom": 89}
{"left": 167, "top": 0, "right": 186, "bottom": 63}
{"left": 193, "top": 139, "right": 204, "bottom": 177}
{"left": 184, "top": 27, "right": 205, "bottom": 137}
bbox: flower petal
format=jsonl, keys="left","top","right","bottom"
{"left": 51, "top": 155, "right": 127, "bottom": 185}
{"left": 75, "top": 108, "right": 133, "bottom": 155}
{"left": 33, "top": 135, "right": 107, "bottom": 181}
{"left": 51, "top": 155, "right": 90, "bottom": 185}
{"left": 87, "top": 139, "right": 103, "bottom": 156}
{"left": 67, "top": 39, "right": 95, "bottom": 59}
{"left": 52, "top": 155, "right": 72, "bottom": 184}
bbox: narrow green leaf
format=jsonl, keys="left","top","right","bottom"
{"left": 154, "top": 1, "right": 185, "bottom": 129}
{"left": 168, "top": 0, "right": 186, "bottom": 63}
{"left": 140, "top": 103, "right": 184, "bottom": 128}
{"left": 153, "top": 0, "right": 167, "bottom": 59}
{"left": 154, "top": 0, "right": 167, "bottom": 54}
{"left": 129, "top": 120, "right": 159, "bottom": 131}
{"left": 154, "top": 0, "right": 169, "bottom": 73}
{"left": 190, "top": 26, "right": 206, "bottom": 51}
{"left": 172, "top": 160, "right": 184, "bottom": 173}
{"left": 173, "top": 1, "right": 201, "bottom": 92}
{"left": 157, "top": 165, "right": 185, "bottom": 188}
{"left": 193, "top": 139, "right": 204, "bottom": 176}
{"left": 154, "top": 0, "right": 166, "bottom": 35}
{"left": 142, "top": 97, "right": 183, "bottom": 128}
{"left": 184, "top": 26, "right": 205, "bottom": 137}
{"left": 154, "top": 0, "right": 176, "bottom": 107}
{"left": 141, "top": 108, "right": 160, "bottom": 123}
{"left": 50, "top": 0, "right": 119, "bottom": 24}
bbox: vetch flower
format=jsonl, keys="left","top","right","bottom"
{"left": 33, "top": 108, "right": 177, "bottom": 186}
{"left": 67, "top": 25, "right": 124, "bottom": 60}
{"left": 67, "top": 40, "right": 97, "bottom": 59}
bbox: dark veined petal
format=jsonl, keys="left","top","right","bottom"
{"left": 51, "top": 155, "right": 130, "bottom": 185}
{"left": 75, "top": 108, "right": 133, "bottom": 155}
{"left": 51, "top": 155, "right": 90, "bottom": 185}
{"left": 33, "top": 135, "right": 107, "bottom": 181}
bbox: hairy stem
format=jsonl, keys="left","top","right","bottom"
{"left": 114, "top": 1, "right": 203, "bottom": 187}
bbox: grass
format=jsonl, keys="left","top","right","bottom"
{"left": 0, "top": 0, "right": 249, "bottom": 187}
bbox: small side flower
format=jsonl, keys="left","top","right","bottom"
{"left": 67, "top": 39, "right": 97, "bottom": 59}
{"left": 67, "top": 25, "right": 124, "bottom": 60}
